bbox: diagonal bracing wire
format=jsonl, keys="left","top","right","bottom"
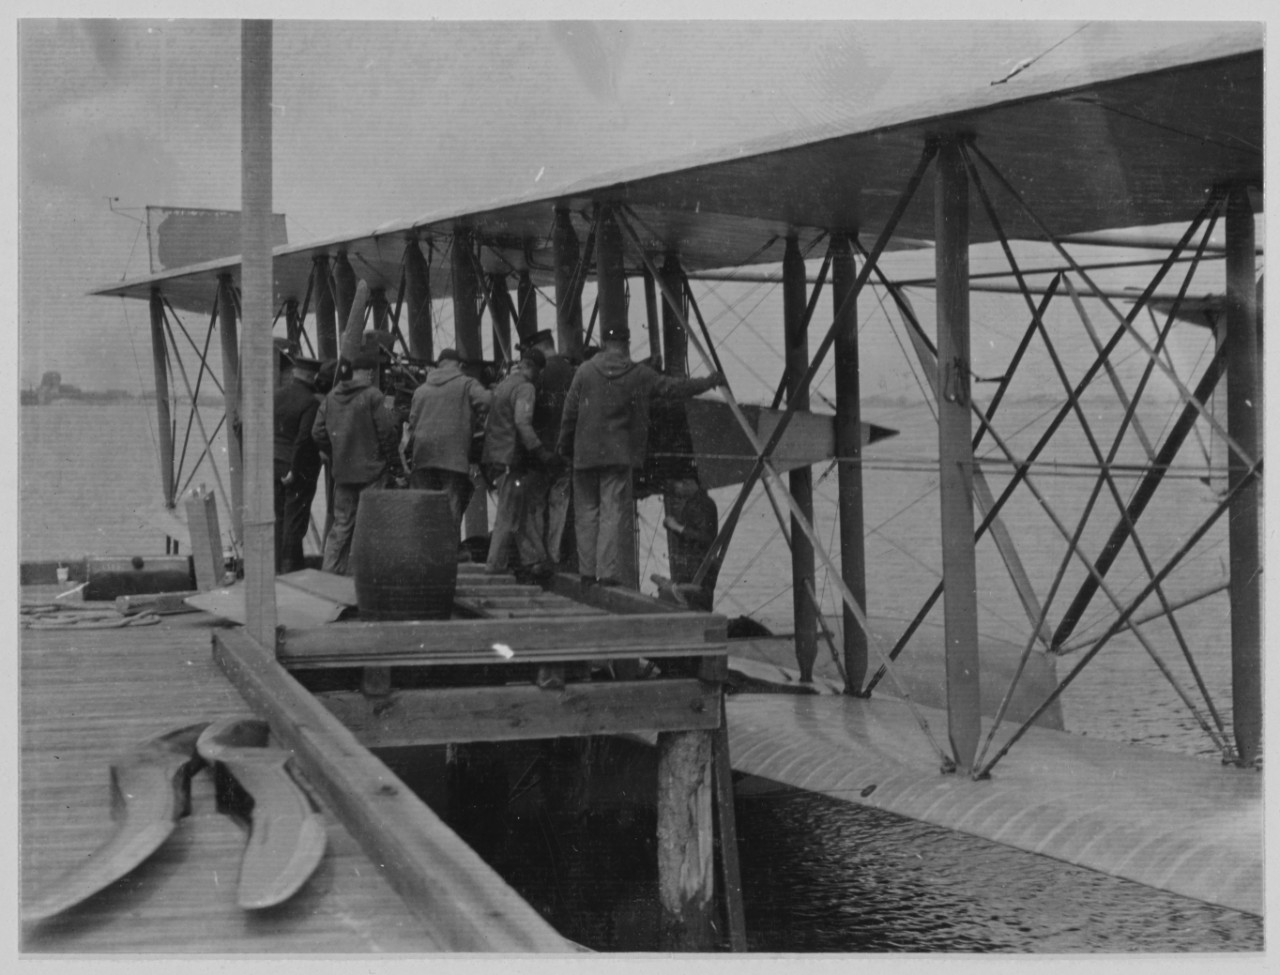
{"left": 976, "top": 461, "right": 1259, "bottom": 776}
{"left": 961, "top": 144, "right": 1231, "bottom": 753}
{"left": 967, "top": 143, "right": 1253, "bottom": 470}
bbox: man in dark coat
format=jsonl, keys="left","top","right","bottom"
{"left": 661, "top": 475, "right": 720, "bottom": 612}
{"left": 482, "top": 347, "right": 557, "bottom": 578}
{"left": 405, "top": 348, "right": 492, "bottom": 529}
{"left": 557, "top": 327, "right": 723, "bottom": 586}
{"left": 526, "top": 329, "right": 576, "bottom": 568}
{"left": 311, "top": 345, "right": 401, "bottom": 575}
{"left": 274, "top": 354, "right": 324, "bottom": 573}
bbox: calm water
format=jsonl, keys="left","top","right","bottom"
{"left": 20, "top": 401, "right": 1260, "bottom": 951}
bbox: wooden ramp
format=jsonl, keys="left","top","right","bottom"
{"left": 725, "top": 693, "right": 1262, "bottom": 916}
{"left": 19, "top": 589, "right": 573, "bottom": 952}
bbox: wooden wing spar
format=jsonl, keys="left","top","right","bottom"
{"left": 90, "top": 24, "right": 1261, "bottom": 315}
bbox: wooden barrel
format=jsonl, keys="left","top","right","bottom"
{"left": 351, "top": 488, "right": 458, "bottom": 620}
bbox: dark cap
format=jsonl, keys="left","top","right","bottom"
{"left": 351, "top": 351, "right": 379, "bottom": 371}
{"left": 291, "top": 356, "right": 322, "bottom": 374}
{"left": 315, "top": 359, "right": 338, "bottom": 393}
{"left": 524, "top": 329, "right": 555, "bottom": 348}
{"left": 520, "top": 346, "right": 546, "bottom": 369}
{"left": 601, "top": 324, "right": 630, "bottom": 343}
{"left": 437, "top": 348, "right": 461, "bottom": 363}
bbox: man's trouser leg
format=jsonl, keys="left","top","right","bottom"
{"left": 545, "top": 466, "right": 572, "bottom": 565}
{"left": 486, "top": 469, "right": 519, "bottom": 572}
{"left": 595, "top": 465, "right": 632, "bottom": 584}
{"left": 515, "top": 469, "right": 549, "bottom": 568}
{"left": 281, "top": 474, "right": 319, "bottom": 573}
{"left": 573, "top": 467, "right": 601, "bottom": 579}
{"left": 322, "top": 481, "right": 364, "bottom": 576}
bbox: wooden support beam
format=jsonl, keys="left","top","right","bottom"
{"left": 515, "top": 269, "right": 538, "bottom": 344}
{"left": 404, "top": 239, "right": 433, "bottom": 361}
{"left": 147, "top": 289, "right": 176, "bottom": 509}
{"left": 240, "top": 20, "right": 276, "bottom": 645}
{"left": 216, "top": 273, "right": 244, "bottom": 545}
{"left": 661, "top": 253, "right": 688, "bottom": 377}
{"left": 370, "top": 287, "right": 390, "bottom": 332}
{"left": 284, "top": 298, "right": 301, "bottom": 351}
{"left": 783, "top": 235, "right": 817, "bottom": 681}
{"left": 547, "top": 570, "right": 687, "bottom": 615}
{"left": 711, "top": 697, "right": 746, "bottom": 950}
{"left": 332, "top": 252, "right": 357, "bottom": 344}
{"left": 312, "top": 254, "right": 338, "bottom": 361}
{"left": 830, "top": 234, "right": 868, "bottom": 694}
{"left": 552, "top": 208, "right": 584, "bottom": 361}
{"left": 643, "top": 265, "right": 662, "bottom": 363}
{"left": 315, "top": 678, "right": 719, "bottom": 747}
{"left": 211, "top": 628, "right": 569, "bottom": 951}
{"left": 488, "top": 272, "right": 512, "bottom": 364}
{"left": 279, "top": 611, "right": 727, "bottom": 668}
{"left": 935, "top": 139, "right": 981, "bottom": 773}
{"left": 1224, "top": 184, "right": 1261, "bottom": 767}
{"left": 115, "top": 591, "right": 200, "bottom": 616}
{"left": 656, "top": 729, "right": 716, "bottom": 950}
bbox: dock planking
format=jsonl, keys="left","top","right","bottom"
{"left": 20, "top": 607, "right": 514, "bottom": 952}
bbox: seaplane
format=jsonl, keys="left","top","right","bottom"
{"left": 69, "top": 19, "right": 1261, "bottom": 947}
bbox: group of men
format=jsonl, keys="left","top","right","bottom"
{"left": 272, "top": 321, "right": 725, "bottom": 602}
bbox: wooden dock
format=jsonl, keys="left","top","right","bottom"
{"left": 20, "top": 608, "right": 464, "bottom": 952}
{"left": 20, "top": 567, "right": 738, "bottom": 952}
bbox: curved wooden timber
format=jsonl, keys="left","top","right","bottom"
{"left": 725, "top": 694, "right": 1261, "bottom": 916}
{"left": 22, "top": 722, "right": 210, "bottom": 923}
{"left": 196, "top": 717, "right": 328, "bottom": 910}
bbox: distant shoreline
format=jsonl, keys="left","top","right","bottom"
{"left": 20, "top": 391, "right": 225, "bottom": 407}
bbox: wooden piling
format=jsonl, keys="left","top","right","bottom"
{"left": 1224, "top": 184, "right": 1261, "bottom": 766}
{"left": 935, "top": 139, "right": 981, "bottom": 772}
{"left": 656, "top": 729, "right": 716, "bottom": 950}
{"left": 783, "top": 236, "right": 817, "bottom": 681}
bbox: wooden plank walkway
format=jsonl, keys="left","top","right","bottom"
{"left": 18, "top": 594, "right": 566, "bottom": 953}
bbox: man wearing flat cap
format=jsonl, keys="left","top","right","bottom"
{"left": 274, "top": 351, "right": 324, "bottom": 573}
{"left": 405, "top": 348, "right": 492, "bottom": 530}
{"left": 526, "top": 329, "right": 577, "bottom": 569}
{"left": 557, "top": 324, "right": 724, "bottom": 587}
{"left": 311, "top": 339, "right": 401, "bottom": 575}
{"left": 482, "top": 346, "right": 560, "bottom": 579}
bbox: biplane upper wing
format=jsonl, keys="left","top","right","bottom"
{"left": 90, "top": 24, "right": 1261, "bottom": 316}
